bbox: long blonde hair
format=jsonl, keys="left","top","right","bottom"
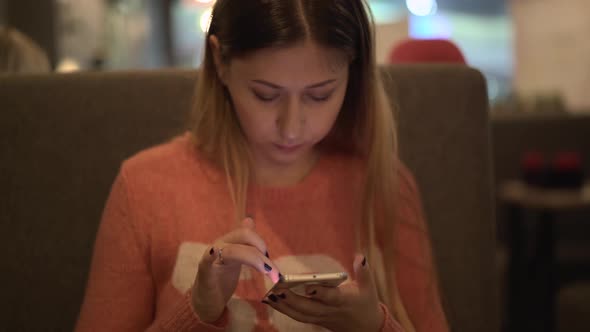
{"left": 188, "top": 1, "right": 415, "bottom": 330}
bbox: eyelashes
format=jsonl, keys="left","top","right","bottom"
{"left": 253, "top": 92, "right": 279, "bottom": 102}
{"left": 308, "top": 94, "right": 331, "bottom": 102}
{"left": 252, "top": 90, "right": 333, "bottom": 103}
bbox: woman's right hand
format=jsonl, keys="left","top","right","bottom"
{"left": 191, "top": 217, "right": 280, "bottom": 323}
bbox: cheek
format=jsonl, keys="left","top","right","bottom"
{"left": 309, "top": 108, "right": 339, "bottom": 138}
{"left": 232, "top": 98, "right": 274, "bottom": 141}
{"left": 307, "top": 98, "right": 344, "bottom": 140}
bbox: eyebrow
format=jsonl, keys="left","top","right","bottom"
{"left": 251, "top": 79, "right": 337, "bottom": 89}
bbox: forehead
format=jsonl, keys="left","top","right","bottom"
{"left": 229, "top": 40, "right": 349, "bottom": 87}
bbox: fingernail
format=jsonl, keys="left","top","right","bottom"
{"left": 209, "top": 248, "right": 214, "bottom": 255}
{"left": 264, "top": 263, "right": 272, "bottom": 272}
{"left": 265, "top": 251, "right": 270, "bottom": 258}
{"left": 268, "top": 294, "right": 278, "bottom": 302}
{"left": 362, "top": 256, "right": 367, "bottom": 267}
{"left": 246, "top": 215, "right": 254, "bottom": 221}
{"left": 279, "top": 273, "right": 284, "bottom": 280}
{"left": 278, "top": 293, "right": 286, "bottom": 299}
{"left": 309, "top": 290, "right": 317, "bottom": 295}
{"left": 261, "top": 300, "right": 270, "bottom": 305}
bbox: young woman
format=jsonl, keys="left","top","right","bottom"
{"left": 76, "top": 1, "right": 448, "bottom": 331}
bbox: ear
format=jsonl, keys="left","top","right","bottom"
{"left": 208, "top": 35, "right": 227, "bottom": 84}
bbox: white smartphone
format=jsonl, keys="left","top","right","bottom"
{"left": 265, "top": 272, "right": 348, "bottom": 297}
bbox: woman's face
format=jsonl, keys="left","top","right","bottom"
{"left": 213, "top": 38, "right": 350, "bottom": 170}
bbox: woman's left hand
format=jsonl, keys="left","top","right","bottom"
{"left": 263, "top": 254, "right": 385, "bottom": 332}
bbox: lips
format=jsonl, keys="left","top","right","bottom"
{"left": 274, "top": 143, "right": 303, "bottom": 153}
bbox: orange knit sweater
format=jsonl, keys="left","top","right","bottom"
{"left": 75, "top": 133, "right": 448, "bottom": 332}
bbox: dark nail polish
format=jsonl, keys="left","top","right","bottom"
{"left": 209, "top": 248, "right": 214, "bottom": 255}
{"left": 261, "top": 300, "right": 270, "bottom": 305}
{"left": 278, "top": 293, "right": 286, "bottom": 299}
{"left": 265, "top": 251, "right": 269, "bottom": 258}
{"left": 362, "top": 256, "right": 367, "bottom": 267}
{"left": 279, "top": 273, "right": 284, "bottom": 281}
{"left": 264, "top": 263, "right": 272, "bottom": 272}
{"left": 310, "top": 290, "right": 317, "bottom": 295}
{"left": 268, "top": 294, "right": 278, "bottom": 302}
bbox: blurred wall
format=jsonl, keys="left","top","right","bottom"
{"left": 375, "top": 18, "right": 409, "bottom": 64}
{"left": 146, "top": 0, "right": 174, "bottom": 67}
{"left": 511, "top": 0, "right": 590, "bottom": 112}
{"left": 50, "top": 0, "right": 173, "bottom": 70}
{"left": 55, "top": 0, "right": 106, "bottom": 69}
{"left": 2, "top": 0, "right": 57, "bottom": 67}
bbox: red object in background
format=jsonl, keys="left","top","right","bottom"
{"left": 552, "top": 152, "right": 582, "bottom": 171}
{"left": 522, "top": 151, "right": 546, "bottom": 171}
{"left": 550, "top": 151, "right": 584, "bottom": 189}
{"left": 521, "top": 151, "right": 548, "bottom": 187}
{"left": 388, "top": 38, "right": 467, "bottom": 64}
{"left": 520, "top": 151, "right": 585, "bottom": 189}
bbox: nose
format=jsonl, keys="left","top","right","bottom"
{"left": 277, "top": 97, "right": 304, "bottom": 144}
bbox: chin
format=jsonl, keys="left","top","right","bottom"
{"left": 268, "top": 151, "right": 305, "bottom": 165}
{"left": 267, "top": 144, "right": 312, "bottom": 165}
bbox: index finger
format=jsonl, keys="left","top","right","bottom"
{"left": 242, "top": 216, "right": 255, "bottom": 229}
{"left": 218, "top": 218, "right": 270, "bottom": 257}
{"left": 304, "top": 285, "right": 347, "bottom": 306}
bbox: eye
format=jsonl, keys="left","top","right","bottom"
{"left": 308, "top": 93, "right": 332, "bottom": 102}
{"left": 253, "top": 90, "right": 280, "bottom": 102}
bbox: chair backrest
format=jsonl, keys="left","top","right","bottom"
{"left": 0, "top": 65, "right": 496, "bottom": 332}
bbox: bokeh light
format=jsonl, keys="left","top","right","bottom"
{"left": 406, "top": 0, "right": 438, "bottom": 17}
{"left": 200, "top": 8, "right": 213, "bottom": 33}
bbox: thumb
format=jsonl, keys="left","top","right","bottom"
{"left": 242, "top": 216, "right": 255, "bottom": 229}
{"left": 353, "top": 254, "right": 375, "bottom": 290}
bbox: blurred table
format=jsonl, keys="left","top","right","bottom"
{"left": 499, "top": 180, "right": 590, "bottom": 332}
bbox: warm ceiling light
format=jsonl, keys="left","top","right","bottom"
{"left": 200, "top": 8, "right": 213, "bottom": 32}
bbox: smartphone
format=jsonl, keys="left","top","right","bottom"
{"left": 265, "top": 272, "right": 348, "bottom": 297}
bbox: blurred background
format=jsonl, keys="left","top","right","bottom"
{"left": 0, "top": 0, "right": 590, "bottom": 112}
{"left": 1, "top": 0, "right": 590, "bottom": 331}
{"left": 2, "top": 0, "right": 590, "bottom": 112}
{"left": 2, "top": 0, "right": 590, "bottom": 113}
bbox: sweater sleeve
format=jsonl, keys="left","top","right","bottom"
{"left": 387, "top": 165, "right": 450, "bottom": 332}
{"left": 75, "top": 167, "right": 229, "bottom": 332}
